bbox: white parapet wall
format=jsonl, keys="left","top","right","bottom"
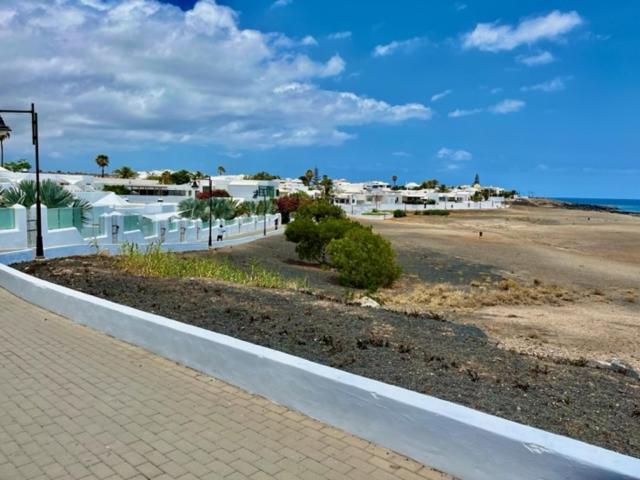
{"left": 0, "top": 262, "right": 637, "bottom": 480}
{"left": 0, "top": 205, "right": 28, "bottom": 250}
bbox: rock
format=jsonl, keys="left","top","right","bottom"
{"left": 353, "top": 296, "right": 380, "bottom": 308}
{"left": 609, "top": 358, "right": 640, "bottom": 380}
{"left": 586, "top": 358, "right": 640, "bottom": 380}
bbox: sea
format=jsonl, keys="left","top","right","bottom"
{"left": 553, "top": 198, "right": 640, "bottom": 214}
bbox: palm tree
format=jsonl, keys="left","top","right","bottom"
{"left": 217, "top": 165, "right": 226, "bottom": 176}
{"left": 113, "top": 166, "right": 137, "bottom": 179}
{"left": 95, "top": 154, "right": 109, "bottom": 177}
{"left": 392, "top": 175, "right": 398, "bottom": 187}
{"left": 304, "top": 169, "right": 314, "bottom": 186}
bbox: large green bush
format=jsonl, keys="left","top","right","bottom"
{"left": 327, "top": 227, "right": 401, "bottom": 290}
{"left": 285, "top": 199, "right": 355, "bottom": 263}
{"left": 294, "top": 199, "right": 345, "bottom": 222}
{"left": 285, "top": 216, "right": 360, "bottom": 263}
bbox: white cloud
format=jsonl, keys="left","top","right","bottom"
{"left": 301, "top": 35, "right": 317, "bottom": 46}
{"left": 0, "top": 0, "right": 430, "bottom": 152}
{"left": 328, "top": 31, "right": 351, "bottom": 40}
{"left": 463, "top": 10, "right": 583, "bottom": 52}
{"left": 490, "top": 99, "right": 526, "bottom": 114}
{"left": 490, "top": 87, "right": 503, "bottom": 94}
{"left": 431, "top": 89, "right": 452, "bottom": 102}
{"left": 448, "top": 108, "right": 482, "bottom": 118}
{"left": 437, "top": 147, "right": 472, "bottom": 161}
{"left": 521, "top": 76, "right": 568, "bottom": 92}
{"left": 517, "top": 50, "right": 555, "bottom": 66}
{"left": 392, "top": 151, "right": 412, "bottom": 157}
{"left": 372, "top": 37, "right": 425, "bottom": 57}
{"left": 455, "top": 3, "right": 468, "bottom": 12}
{"left": 221, "top": 151, "right": 243, "bottom": 158}
{"left": 271, "top": 0, "right": 292, "bottom": 8}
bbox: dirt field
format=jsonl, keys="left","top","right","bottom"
{"left": 369, "top": 206, "right": 640, "bottom": 371}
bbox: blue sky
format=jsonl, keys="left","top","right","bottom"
{"left": 1, "top": 1, "right": 638, "bottom": 197}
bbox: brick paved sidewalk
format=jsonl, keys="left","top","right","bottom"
{"left": 0, "top": 288, "right": 451, "bottom": 480}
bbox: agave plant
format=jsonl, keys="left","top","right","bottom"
{"left": 234, "top": 199, "right": 276, "bottom": 217}
{"left": 178, "top": 198, "right": 207, "bottom": 221}
{"left": 178, "top": 198, "right": 239, "bottom": 222}
{"left": 1, "top": 179, "right": 90, "bottom": 224}
{"left": 210, "top": 198, "right": 239, "bottom": 221}
{"left": 2, "top": 179, "right": 75, "bottom": 208}
{"left": 236, "top": 201, "right": 257, "bottom": 217}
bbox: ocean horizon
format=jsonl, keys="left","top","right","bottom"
{"left": 553, "top": 197, "right": 640, "bottom": 213}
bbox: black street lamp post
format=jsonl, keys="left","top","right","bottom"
{"left": 192, "top": 176, "right": 213, "bottom": 247}
{"left": 208, "top": 176, "right": 213, "bottom": 247}
{"left": 0, "top": 115, "right": 11, "bottom": 167}
{"left": 0, "top": 104, "right": 44, "bottom": 258}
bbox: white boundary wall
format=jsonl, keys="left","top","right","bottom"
{"left": 0, "top": 263, "right": 638, "bottom": 479}
{"left": 0, "top": 228, "right": 284, "bottom": 265}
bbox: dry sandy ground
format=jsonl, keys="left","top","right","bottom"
{"left": 370, "top": 206, "right": 640, "bottom": 370}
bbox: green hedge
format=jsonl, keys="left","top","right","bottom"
{"left": 413, "top": 209, "right": 450, "bottom": 216}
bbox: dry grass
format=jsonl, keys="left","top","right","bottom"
{"left": 381, "top": 278, "right": 580, "bottom": 312}
{"left": 118, "top": 242, "right": 305, "bottom": 290}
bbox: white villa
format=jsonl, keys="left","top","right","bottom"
{"left": 0, "top": 165, "right": 513, "bottom": 253}
{"left": 0, "top": 167, "right": 282, "bottom": 254}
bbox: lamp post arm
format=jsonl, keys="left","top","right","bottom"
{"left": 0, "top": 109, "right": 33, "bottom": 114}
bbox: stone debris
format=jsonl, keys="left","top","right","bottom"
{"left": 587, "top": 358, "right": 640, "bottom": 380}
{"left": 352, "top": 296, "right": 381, "bottom": 308}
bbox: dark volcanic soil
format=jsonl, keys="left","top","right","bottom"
{"left": 14, "top": 255, "right": 640, "bottom": 458}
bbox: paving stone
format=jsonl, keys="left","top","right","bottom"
{"left": 0, "top": 287, "right": 453, "bottom": 480}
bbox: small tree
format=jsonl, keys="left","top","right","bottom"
{"left": 197, "top": 189, "right": 231, "bottom": 200}
{"left": 113, "top": 166, "right": 137, "bottom": 179}
{"left": 302, "top": 169, "right": 314, "bottom": 186}
{"left": 421, "top": 179, "right": 439, "bottom": 189}
{"left": 158, "top": 171, "right": 173, "bottom": 184}
{"left": 327, "top": 227, "right": 401, "bottom": 290}
{"left": 170, "top": 169, "right": 192, "bottom": 185}
{"left": 319, "top": 175, "right": 333, "bottom": 197}
{"left": 470, "top": 191, "right": 484, "bottom": 202}
{"left": 275, "top": 192, "right": 311, "bottom": 224}
{"left": 217, "top": 165, "right": 226, "bottom": 176}
{"left": 246, "top": 171, "right": 280, "bottom": 180}
{"left": 473, "top": 173, "right": 480, "bottom": 186}
{"left": 95, "top": 154, "right": 109, "bottom": 177}
{"left": 3, "top": 160, "right": 31, "bottom": 172}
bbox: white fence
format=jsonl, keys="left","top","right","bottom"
{"left": 0, "top": 203, "right": 281, "bottom": 255}
{"left": 340, "top": 199, "right": 507, "bottom": 216}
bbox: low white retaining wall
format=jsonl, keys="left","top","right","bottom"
{"left": 0, "top": 266, "right": 637, "bottom": 479}
{"left": 0, "top": 228, "right": 284, "bottom": 265}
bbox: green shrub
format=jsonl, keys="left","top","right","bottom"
{"left": 414, "top": 209, "right": 450, "bottom": 216}
{"left": 327, "top": 227, "right": 401, "bottom": 291}
{"left": 285, "top": 199, "right": 355, "bottom": 263}
{"left": 285, "top": 216, "right": 361, "bottom": 263}
{"left": 295, "top": 199, "right": 345, "bottom": 222}
{"left": 102, "top": 184, "right": 132, "bottom": 195}
{"left": 393, "top": 209, "right": 406, "bottom": 218}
